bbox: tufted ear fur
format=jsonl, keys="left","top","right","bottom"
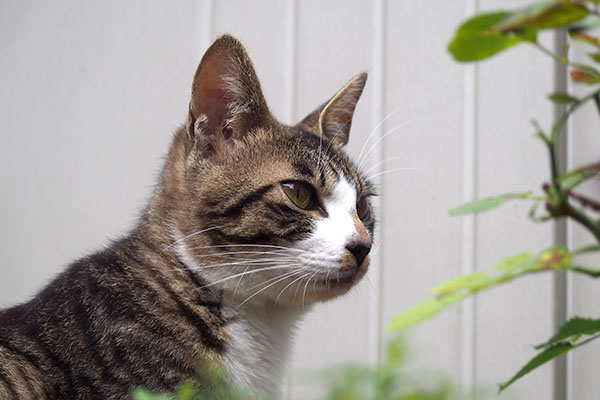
{"left": 187, "top": 35, "right": 272, "bottom": 159}
{"left": 296, "top": 72, "right": 367, "bottom": 149}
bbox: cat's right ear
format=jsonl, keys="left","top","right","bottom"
{"left": 296, "top": 72, "right": 367, "bottom": 149}
{"left": 186, "top": 35, "right": 271, "bottom": 159}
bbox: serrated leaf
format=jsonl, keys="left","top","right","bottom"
{"left": 498, "top": 343, "right": 572, "bottom": 392}
{"left": 448, "top": 12, "right": 536, "bottom": 62}
{"left": 432, "top": 271, "right": 489, "bottom": 294}
{"left": 493, "top": 252, "right": 532, "bottom": 271}
{"left": 548, "top": 92, "right": 579, "bottom": 104}
{"left": 493, "top": 1, "right": 588, "bottom": 33}
{"left": 387, "top": 293, "right": 464, "bottom": 332}
{"left": 449, "top": 192, "right": 530, "bottom": 216}
{"left": 535, "top": 317, "right": 600, "bottom": 349}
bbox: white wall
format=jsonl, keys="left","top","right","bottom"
{"left": 0, "top": 1, "right": 598, "bottom": 399}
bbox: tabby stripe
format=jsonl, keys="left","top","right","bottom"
{"left": 0, "top": 339, "right": 43, "bottom": 377}
{"left": 0, "top": 368, "right": 18, "bottom": 399}
{"left": 214, "top": 184, "right": 273, "bottom": 218}
{"left": 72, "top": 283, "right": 129, "bottom": 388}
{"left": 292, "top": 161, "right": 314, "bottom": 178}
{"left": 153, "top": 274, "right": 225, "bottom": 352}
{"left": 264, "top": 202, "right": 306, "bottom": 218}
{"left": 18, "top": 328, "right": 76, "bottom": 397}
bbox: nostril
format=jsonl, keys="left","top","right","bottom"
{"left": 346, "top": 242, "right": 371, "bottom": 266}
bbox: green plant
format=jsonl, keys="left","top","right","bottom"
{"left": 131, "top": 336, "right": 470, "bottom": 400}
{"left": 389, "top": 0, "right": 600, "bottom": 392}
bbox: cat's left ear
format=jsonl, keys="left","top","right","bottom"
{"left": 296, "top": 72, "right": 367, "bottom": 148}
{"left": 186, "top": 35, "right": 272, "bottom": 158}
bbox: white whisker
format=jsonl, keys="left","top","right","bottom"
{"left": 356, "top": 107, "right": 404, "bottom": 166}
{"left": 358, "top": 117, "right": 420, "bottom": 170}
{"left": 237, "top": 270, "right": 310, "bottom": 309}
{"left": 162, "top": 226, "right": 222, "bottom": 252}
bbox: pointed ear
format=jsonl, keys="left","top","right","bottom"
{"left": 296, "top": 72, "right": 367, "bottom": 148}
{"left": 187, "top": 35, "right": 271, "bottom": 158}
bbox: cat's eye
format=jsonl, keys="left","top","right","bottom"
{"left": 282, "top": 181, "right": 315, "bottom": 210}
{"left": 357, "top": 197, "right": 370, "bottom": 221}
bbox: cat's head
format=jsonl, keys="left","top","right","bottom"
{"left": 165, "top": 35, "right": 374, "bottom": 307}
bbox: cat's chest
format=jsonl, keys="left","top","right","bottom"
{"left": 221, "top": 304, "right": 304, "bottom": 397}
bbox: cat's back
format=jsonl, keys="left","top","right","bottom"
{"left": 0, "top": 237, "right": 226, "bottom": 399}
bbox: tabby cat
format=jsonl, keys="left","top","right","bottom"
{"left": 0, "top": 35, "right": 374, "bottom": 399}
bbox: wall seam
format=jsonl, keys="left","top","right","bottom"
{"left": 553, "top": 29, "right": 569, "bottom": 400}
{"left": 283, "top": 1, "right": 298, "bottom": 397}
{"left": 367, "top": 0, "right": 386, "bottom": 366}
{"left": 459, "top": 0, "right": 478, "bottom": 394}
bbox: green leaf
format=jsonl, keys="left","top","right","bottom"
{"left": 387, "top": 293, "right": 464, "bottom": 332}
{"left": 449, "top": 192, "right": 531, "bottom": 216}
{"left": 531, "top": 248, "right": 571, "bottom": 270}
{"left": 572, "top": 244, "right": 600, "bottom": 255}
{"left": 493, "top": 252, "right": 532, "bottom": 271}
{"left": 536, "top": 317, "right": 600, "bottom": 349}
{"left": 448, "top": 12, "right": 536, "bottom": 62}
{"left": 432, "top": 271, "right": 489, "bottom": 294}
{"left": 493, "top": 1, "right": 588, "bottom": 33}
{"left": 568, "top": 15, "right": 600, "bottom": 34}
{"left": 498, "top": 343, "right": 572, "bottom": 392}
{"left": 130, "top": 388, "right": 172, "bottom": 400}
{"left": 559, "top": 163, "right": 600, "bottom": 190}
{"left": 548, "top": 92, "right": 579, "bottom": 104}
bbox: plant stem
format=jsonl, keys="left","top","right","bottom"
{"left": 594, "top": 92, "right": 600, "bottom": 118}
{"left": 564, "top": 202, "right": 600, "bottom": 243}
{"left": 534, "top": 42, "right": 593, "bottom": 72}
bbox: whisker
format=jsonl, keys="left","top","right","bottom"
{"left": 356, "top": 107, "right": 404, "bottom": 166}
{"left": 162, "top": 226, "right": 222, "bottom": 252}
{"left": 302, "top": 270, "right": 321, "bottom": 307}
{"left": 194, "top": 250, "right": 297, "bottom": 259}
{"left": 198, "top": 265, "right": 300, "bottom": 290}
{"left": 247, "top": 266, "right": 308, "bottom": 292}
{"left": 275, "top": 271, "right": 314, "bottom": 305}
{"left": 357, "top": 117, "right": 421, "bottom": 170}
{"left": 189, "top": 244, "right": 305, "bottom": 253}
{"left": 360, "top": 156, "right": 405, "bottom": 176}
{"left": 367, "top": 167, "right": 415, "bottom": 181}
{"left": 183, "top": 258, "right": 298, "bottom": 271}
{"left": 237, "top": 270, "right": 310, "bottom": 309}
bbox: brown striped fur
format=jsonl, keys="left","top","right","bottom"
{"left": 0, "top": 35, "right": 374, "bottom": 399}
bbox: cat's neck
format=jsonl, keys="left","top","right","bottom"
{"left": 220, "top": 298, "right": 309, "bottom": 397}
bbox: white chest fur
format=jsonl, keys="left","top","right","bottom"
{"left": 221, "top": 303, "right": 306, "bottom": 397}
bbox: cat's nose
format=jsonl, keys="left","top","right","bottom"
{"left": 346, "top": 242, "right": 371, "bottom": 266}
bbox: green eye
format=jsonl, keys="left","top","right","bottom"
{"left": 357, "top": 197, "right": 370, "bottom": 221}
{"left": 282, "top": 182, "right": 314, "bottom": 210}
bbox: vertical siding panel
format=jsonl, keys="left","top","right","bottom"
{"left": 367, "top": 0, "right": 386, "bottom": 367}
{"left": 212, "top": 0, "right": 288, "bottom": 120}
{"left": 382, "top": 0, "right": 465, "bottom": 380}
{"left": 289, "top": 1, "right": 373, "bottom": 398}
{"left": 474, "top": 1, "right": 556, "bottom": 398}
{"left": 566, "top": 45, "right": 600, "bottom": 400}
{"left": 459, "top": 0, "right": 478, "bottom": 389}
{"left": 0, "top": 0, "right": 201, "bottom": 307}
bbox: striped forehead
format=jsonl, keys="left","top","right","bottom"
{"left": 290, "top": 128, "right": 362, "bottom": 193}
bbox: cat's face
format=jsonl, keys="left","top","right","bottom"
{"left": 168, "top": 36, "right": 374, "bottom": 307}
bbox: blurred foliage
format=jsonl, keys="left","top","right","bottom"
{"left": 132, "top": 336, "right": 475, "bottom": 400}
{"left": 391, "top": 0, "right": 600, "bottom": 393}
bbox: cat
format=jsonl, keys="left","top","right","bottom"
{"left": 0, "top": 34, "right": 374, "bottom": 399}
